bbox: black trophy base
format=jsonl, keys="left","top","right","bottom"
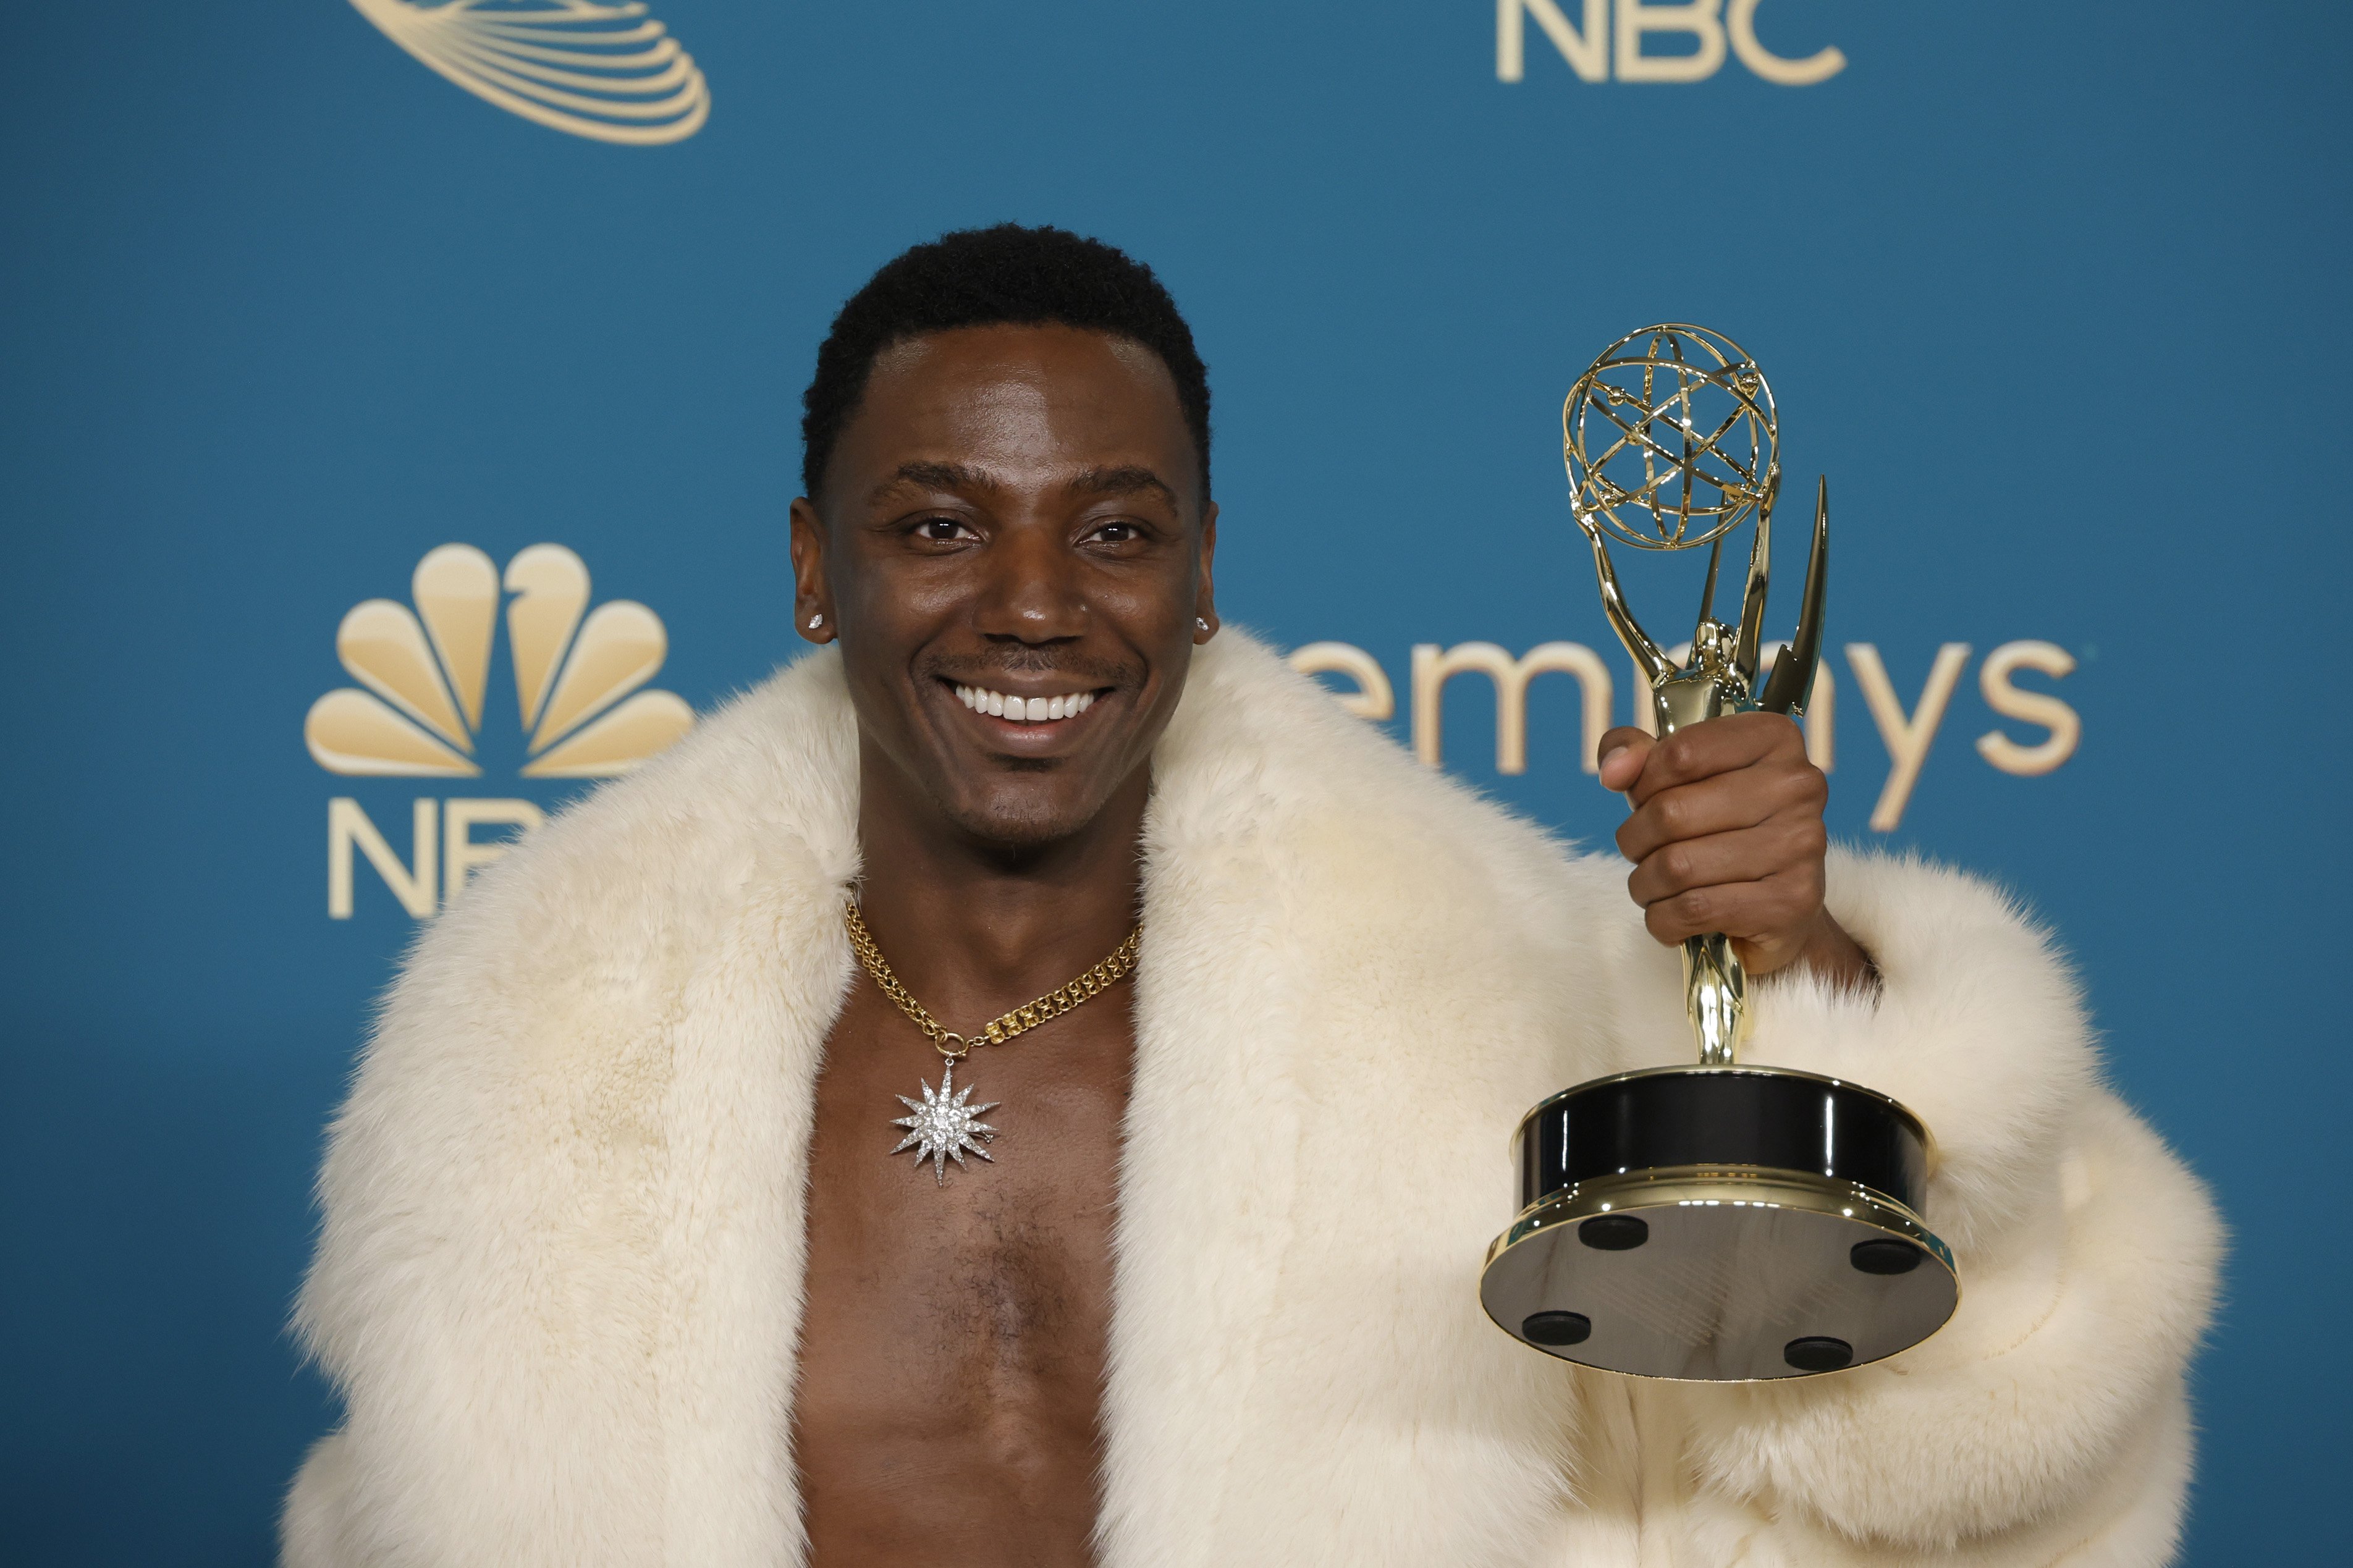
{"left": 1480, "top": 1066, "right": 1959, "bottom": 1381}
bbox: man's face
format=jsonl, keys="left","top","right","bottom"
{"left": 789, "top": 324, "right": 1217, "bottom": 849}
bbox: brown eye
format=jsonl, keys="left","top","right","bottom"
{"left": 918, "top": 518, "right": 970, "bottom": 542}
{"left": 1091, "top": 522, "right": 1139, "bottom": 544}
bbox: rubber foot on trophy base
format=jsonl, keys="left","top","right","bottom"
{"left": 1481, "top": 1165, "right": 1958, "bottom": 1381}
{"left": 1579, "top": 1215, "right": 1650, "bottom": 1250}
{"left": 1522, "top": 1311, "right": 1592, "bottom": 1347}
{"left": 1784, "top": 1336, "right": 1854, "bottom": 1372}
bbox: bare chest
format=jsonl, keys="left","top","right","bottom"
{"left": 792, "top": 983, "right": 1133, "bottom": 1567}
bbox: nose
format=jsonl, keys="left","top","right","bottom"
{"left": 973, "top": 523, "right": 1088, "bottom": 644}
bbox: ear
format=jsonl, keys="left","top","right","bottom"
{"left": 1191, "top": 503, "right": 1220, "bottom": 643}
{"left": 788, "top": 497, "right": 837, "bottom": 644}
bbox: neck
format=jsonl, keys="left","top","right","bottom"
{"left": 850, "top": 736, "right": 1148, "bottom": 1023}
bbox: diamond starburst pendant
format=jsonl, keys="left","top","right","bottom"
{"left": 846, "top": 900, "right": 1138, "bottom": 1190}
{"left": 889, "top": 1060, "right": 1000, "bottom": 1185}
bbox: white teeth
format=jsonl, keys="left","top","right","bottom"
{"left": 956, "top": 685, "right": 1098, "bottom": 722}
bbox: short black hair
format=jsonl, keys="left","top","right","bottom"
{"left": 800, "top": 224, "right": 1211, "bottom": 503}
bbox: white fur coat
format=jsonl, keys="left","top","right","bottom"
{"left": 285, "top": 633, "right": 2218, "bottom": 1567}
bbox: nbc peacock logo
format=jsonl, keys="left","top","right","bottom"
{"left": 348, "top": 1, "right": 710, "bottom": 145}
{"left": 310, "top": 542, "right": 695, "bottom": 919}
{"left": 306, "top": 542, "right": 693, "bottom": 779}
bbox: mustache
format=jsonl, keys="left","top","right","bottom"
{"left": 919, "top": 647, "right": 1141, "bottom": 688}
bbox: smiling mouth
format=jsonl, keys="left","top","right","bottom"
{"left": 952, "top": 682, "right": 1100, "bottom": 724}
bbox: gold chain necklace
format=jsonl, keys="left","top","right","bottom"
{"left": 844, "top": 900, "right": 1141, "bottom": 1184}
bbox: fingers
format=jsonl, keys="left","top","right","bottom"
{"left": 1623, "top": 710, "right": 1804, "bottom": 807}
{"left": 1640, "top": 874, "right": 1826, "bottom": 965}
{"left": 1616, "top": 751, "right": 1828, "bottom": 866}
{"left": 1595, "top": 726, "right": 1654, "bottom": 792}
{"left": 1625, "top": 820, "right": 1828, "bottom": 919}
{"left": 1602, "top": 710, "right": 1835, "bottom": 977}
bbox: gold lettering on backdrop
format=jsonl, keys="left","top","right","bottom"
{"left": 1726, "top": 0, "right": 1847, "bottom": 85}
{"left": 1497, "top": 0, "right": 1610, "bottom": 83}
{"left": 1498, "top": 0, "right": 1846, "bottom": 85}
{"left": 331, "top": 798, "right": 554, "bottom": 917}
{"left": 1412, "top": 642, "right": 1615, "bottom": 775}
{"left": 315, "top": 543, "right": 698, "bottom": 921}
{"left": 1976, "top": 641, "right": 2083, "bottom": 776}
{"left": 1615, "top": 0, "right": 1727, "bottom": 83}
{"left": 1290, "top": 642, "right": 1398, "bottom": 720}
{"left": 1847, "top": 643, "right": 1974, "bottom": 832}
{"left": 329, "top": 798, "right": 437, "bottom": 920}
{"left": 1317, "top": 639, "right": 2068, "bottom": 832}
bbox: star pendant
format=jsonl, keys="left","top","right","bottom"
{"left": 889, "top": 1059, "right": 1000, "bottom": 1185}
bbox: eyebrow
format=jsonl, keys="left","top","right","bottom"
{"left": 867, "top": 460, "right": 1180, "bottom": 509}
{"left": 1068, "top": 465, "right": 1179, "bottom": 507}
{"left": 868, "top": 461, "right": 999, "bottom": 506}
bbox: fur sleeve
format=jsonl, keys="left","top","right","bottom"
{"left": 1662, "top": 850, "right": 2223, "bottom": 1552}
{"left": 279, "top": 857, "right": 682, "bottom": 1568}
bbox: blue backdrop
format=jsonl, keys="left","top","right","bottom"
{"left": 4, "top": 3, "right": 2346, "bottom": 1562}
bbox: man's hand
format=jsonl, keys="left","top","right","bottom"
{"left": 1597, "top": 712, "right": 1875, "bottom": 992}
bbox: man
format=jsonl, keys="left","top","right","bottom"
{"left": 285, "top": 226, "right": 2216, "bottom": 1567}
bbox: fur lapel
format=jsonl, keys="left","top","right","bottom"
{"left": 648, "top": 815, "right": 853, "bottom": 1566}
{"left": 1099, "top": 643, "right": 1313, "bottom": 1563}
{"left": 625, "top": 648, "right": 866, "bottom": 1566}
{"left": 1097, "top": 639, "right": 1613, "bottom": 1567}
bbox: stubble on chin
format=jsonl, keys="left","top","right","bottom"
{"left": 930, "top": 765, "right": 1099, "bottom": 853}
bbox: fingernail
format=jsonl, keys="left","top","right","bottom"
{"left": 1602, "top": 746, "right": 1629, "bottom": 772}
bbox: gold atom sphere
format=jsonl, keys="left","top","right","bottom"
{"left": 1563, "top": 324, "right": 1779, "bottom": 552}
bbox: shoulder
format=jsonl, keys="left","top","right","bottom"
{"left": 1151, "top": 631, "right": 1624, "bottom": 984}
{"left": 309, "top": 651, "right": 859, "bottom": 1241}
{"left": 390, "top": 649, "right": 859, "bottom": 1034}
{"left": 299, "top": 652, "right": 861, "bottom": 1376}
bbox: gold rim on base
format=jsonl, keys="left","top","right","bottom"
{"left": 1480, "top": 1163, "right": 1960, "bottom": 1382}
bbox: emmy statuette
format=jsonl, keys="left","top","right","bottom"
{"left": 1478, "top": 326, "right": 1960, "bottom": 1381}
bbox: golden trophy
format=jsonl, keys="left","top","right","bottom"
{"left": 1478, "top": 326, "right": 1959, "bottom": 1380}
